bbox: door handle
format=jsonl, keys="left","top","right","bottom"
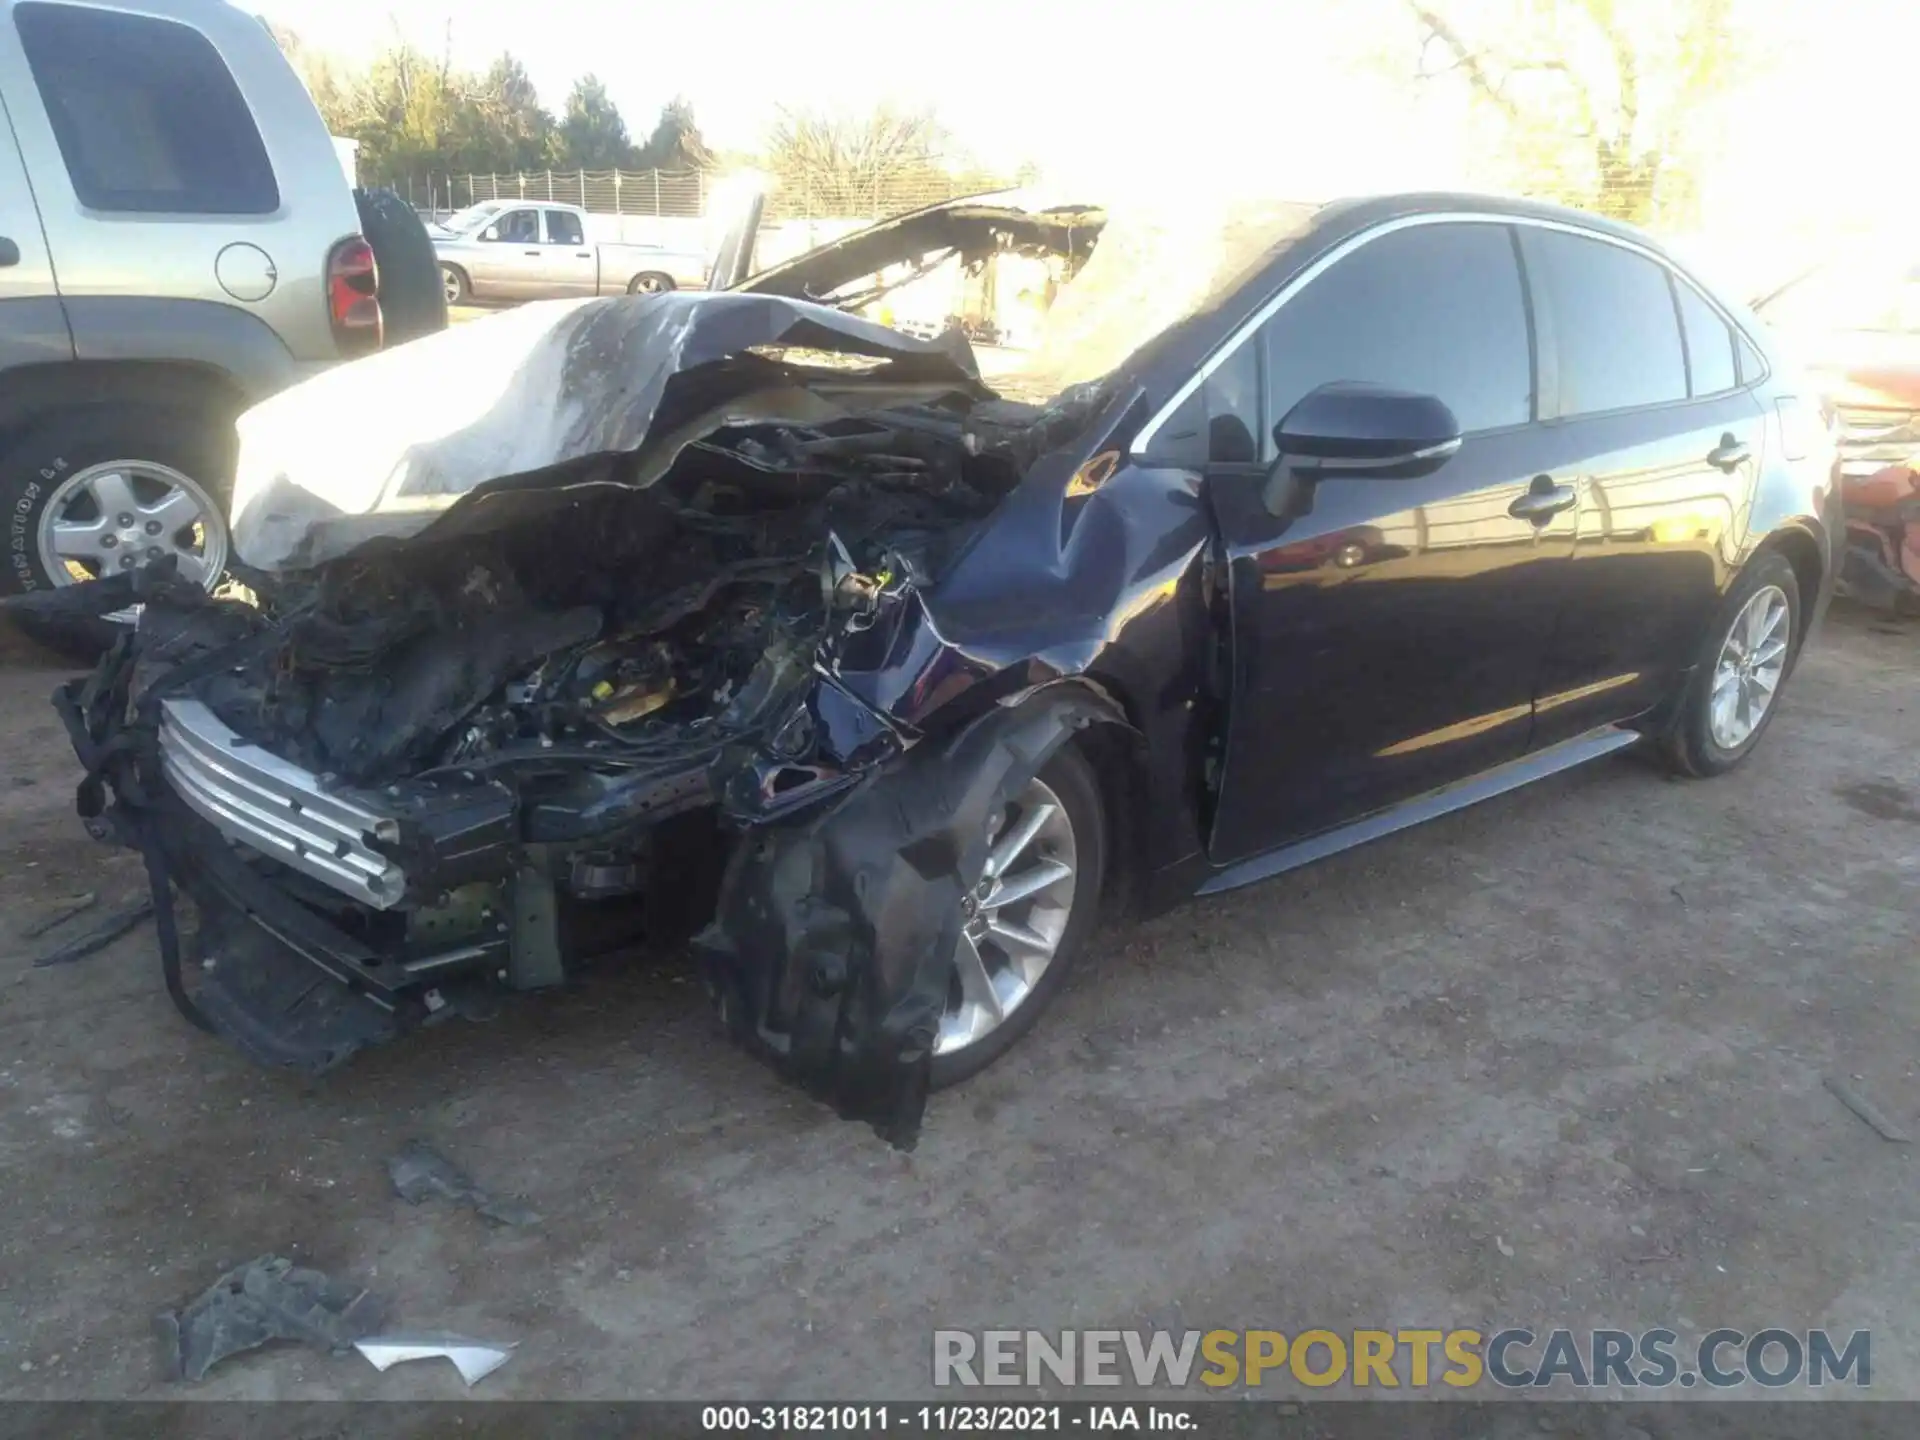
{"left": 1509, "top": 477, "right": 1578, "bottom": 523}
{"left": 523, "top": 249, "right": 542, "bottom": 256}
{"left": 0, "top": 236, "right": 19, "bottom": 267}
{"left": 575, "top": 250, "right": 591, "bottom": 258}
{"left": 1707, "top": 434, "right": 1750, "bottom": 471}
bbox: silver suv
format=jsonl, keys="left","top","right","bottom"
{"left": 0, "top": 0, "right": 388, "bottom": 647}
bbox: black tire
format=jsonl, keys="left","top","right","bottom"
{"left": 929, "top": 742, "right": 1107, "bottom": 1090}
{"left": 0, "top": 405, "right": 233, "bottom": 660}
{"left": 1659, "top": 552, "right": 1802, "bottom": 778}
{"left": 354, "top": 186, "right": 449, "bottom": 344}
{"left": 627, "top": 272, "right": 675, "bottom": 296}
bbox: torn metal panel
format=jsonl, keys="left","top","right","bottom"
{"left": 736, "top": 189, "right": 1104, "bottom": 307}
{"left": 697, "top": 687, "right": 1124, "bottom": 1148}
{"left": 228, "top": 290, "right": 987, "bottom": 571}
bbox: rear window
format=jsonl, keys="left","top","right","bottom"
{"left": 1672, "top": 279, "right": 1738, "bottom": 397}
{"left": 1521, "top": 228, "right": 1687, "bottom": 416}
{"left": 14, "top": 2, "right": 278, "bottom": 215}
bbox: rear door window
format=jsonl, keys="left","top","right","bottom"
{"left": 1521, "top": 229, "right": 1688, "bottom": 416}
{"left": 1672, "top": 278, "right": 1739, "bottom": 397}
{"left": 13, "top": 1, "right": 278, "bottom": 215}
{"left": 545, "top": 209, "right": 585, "bottom": 246}
{"left": 1258, "top": 222, "right": 1534, "bottom": 445}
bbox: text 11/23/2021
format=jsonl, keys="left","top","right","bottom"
{"left": 702, "top": 1406, "right": 1196, "bottom": 1432}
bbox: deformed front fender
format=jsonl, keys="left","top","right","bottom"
{"left": 695, "top": 684, "right": 1125, "bottom": 1148}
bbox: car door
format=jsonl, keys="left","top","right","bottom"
{"left": 1175, "top": 220, "right": 1577, "bottom": 864}
{"left": 539, "top": 207, "right": 595, "bottom": 294}
{"left": 468, "top": 206, "right": 544, "bottom": 297}
{"left": 1514, "top": 226, "right": 1770, "bottom": 746}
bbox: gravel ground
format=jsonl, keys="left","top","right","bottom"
{"left": 0, "top": 605, "right": 1914, "bottom": 1405}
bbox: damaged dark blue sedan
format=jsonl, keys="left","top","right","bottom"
{"left": 19, "top": 191, "right": 1842, "bottom": 1146}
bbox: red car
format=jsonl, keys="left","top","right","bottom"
{"left": 1755, "top": 253, "right": 1920, "bottom": 612}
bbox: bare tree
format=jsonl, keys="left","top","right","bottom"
{"left": 763, "top": 105, "right": 955, "bottom": 218}
{"left": 1401, "top": 0, "right": 1739, "bottom": 224}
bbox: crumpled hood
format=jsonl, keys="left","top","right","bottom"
{"left": 229, "top": 291, "right": 982, "bottom": 572}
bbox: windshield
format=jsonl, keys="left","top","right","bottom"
{"left": 440, "top": 200, "right": 510, "bottom": 235}
{"left": 1005, "top": 193, "right": 1321, "bottom": 397}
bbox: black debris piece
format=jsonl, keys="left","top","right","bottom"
{"left": 33, "top": 898, "right": 153, "bottom": 967}
{"left": 155, "top": 1254, "right": 387, "bottom": 1383}
{"left": 1824, "top": 1075, "right": 1912, "bottom": 1144}
{"left": 387, "top": 1139, "right": 541, "bottom": 1227}
{"left": 21, "top": 891, "right": 98, "bottom": 940}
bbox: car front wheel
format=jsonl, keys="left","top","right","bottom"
{"left": 441, "top": 264, "right": 470, "bottom": 306}
{"left": 929, "top": 743, "right": 1106, "bottom": 1089}
{"left": 1661, "top": 551, "right": 1802, "bottom": 777}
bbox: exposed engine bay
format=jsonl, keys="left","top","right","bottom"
{"left": 195, "top": 406, "right": 1011, "bottom": 791}
{"left": 21, "top": 280, "right": 1131, "bottom": 1148}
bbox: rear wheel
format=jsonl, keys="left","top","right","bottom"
{"left": 0, "top": 406, "right": 232, "bottom": 659}
{"left": 627, "top": 272, "right": 674, "bottom": 296}
{"left": 929, "top": 744, "right": 1106, "bottom": 1089}
{"left": 1659, "top": 552, "right": 1801, "bottom": 777}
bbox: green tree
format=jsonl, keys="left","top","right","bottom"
{"left": 1399, "top": 0, "right": 1742, "bottom": 225}
{"left": 556, "top": 76, "right": 638, "bottom": 170}
{"left": 272, "top": 29, "right": 561, "bottom": 183}
{"left": 457, "top": 54, "right": 558, "bottom": 173}
{"left": 636, "top": 96, "right": 713, "bottom": 171}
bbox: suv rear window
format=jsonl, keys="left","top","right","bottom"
{"left": 14, "top": 2, "right": 278, "bottom": 215}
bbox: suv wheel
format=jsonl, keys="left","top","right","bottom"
{"left": 0, "top": 406, "right": 232, "bottom": 658}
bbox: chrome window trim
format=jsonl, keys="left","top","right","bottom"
{"left": 1129, "top": 209, "right": 1764, "bottom": 458}
{"left": 1295, "top": 436, "right": 1465, "bottom": 472}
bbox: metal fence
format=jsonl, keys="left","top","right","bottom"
{"left": 395, "top": 168, "right": 998, "bottom": 222}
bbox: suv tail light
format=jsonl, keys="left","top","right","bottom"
{"left": 326, "top": 236, "right": 382, "bottom": 358}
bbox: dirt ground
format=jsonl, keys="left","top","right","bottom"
{"left": 0, "top": 605, "right": 1915, "bottom": 1404}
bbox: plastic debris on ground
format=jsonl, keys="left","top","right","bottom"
{"left": 21, "top": 891, "right": 98, "bottom": 940}
{"left": 34, "top": 898, "right": 154, "bottom": 968}
{"left": 386, "top": 1138, "right": 541, "bottom": 1227}
{"left": 354, "top": 1332, "right": 518, "bottom": 1386}
{"left": 155, "top": 1254, "right": 386, "bottom": 1382}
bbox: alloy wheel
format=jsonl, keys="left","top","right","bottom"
{"left": 36, "top": 460, "right": 228, "bottom": 622}
{"left": 1708, "top": 583, "right": 1790, "bottom": 750}
{"left": 936, "top": 776, "right": 1078, "bottom": 1057}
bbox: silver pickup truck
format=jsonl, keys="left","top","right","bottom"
{"left": 432, "top": 200, "right": 708, "bottom": 304}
